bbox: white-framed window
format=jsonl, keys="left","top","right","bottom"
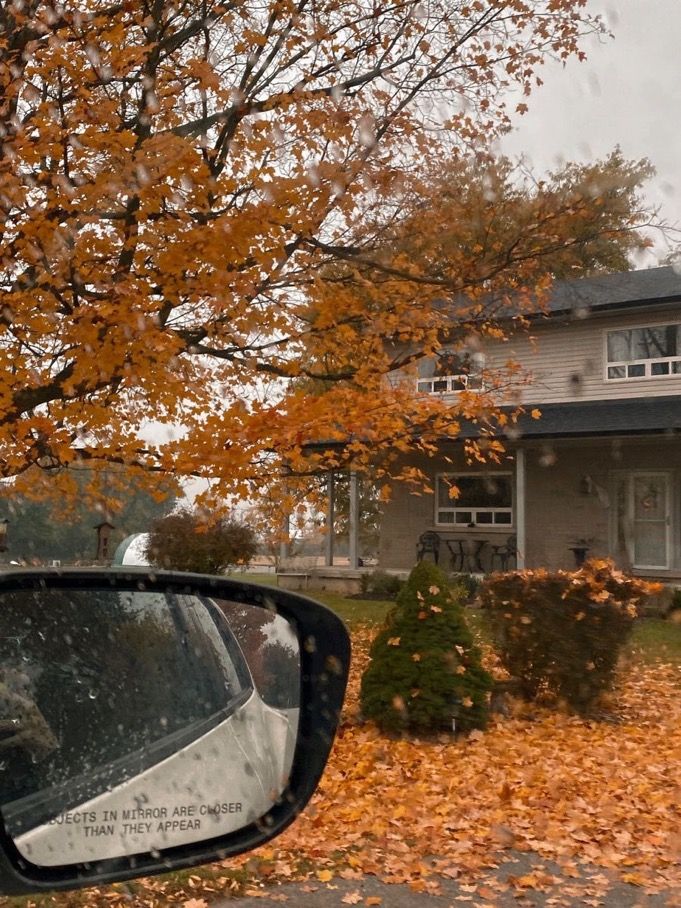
{"left": 435, "top": 473, "right": 513, "bottom": 527}
{"left": 605, "top": 323, "right": 681, "bottom": 381}
{"left": 417, "top": 350, "right": 484, "bottom": 394}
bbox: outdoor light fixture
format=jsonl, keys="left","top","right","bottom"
{"left": 579, "top": 475, "right": 594, "bottom": 496}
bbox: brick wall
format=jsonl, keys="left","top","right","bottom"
{"left": 379, "top": 438, "right": 681, "bottom": 573}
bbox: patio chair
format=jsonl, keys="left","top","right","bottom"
{"left": 416, "top": 531, "right": 441, "bottom": 565}
{"left": 490, "top": 535, "right": 517, "bottom": 572}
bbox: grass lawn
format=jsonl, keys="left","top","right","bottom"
{"left": 233, "top": 573, "right": 394, "bottom": 626}
{"left": 629, "top": 615, "right": 681, "bottom": 663}
{"left": 304, "top": 592, "right": 394, "bottom": 627}
{"left": 236, "top": 574, "right": 681, "bottom": 660}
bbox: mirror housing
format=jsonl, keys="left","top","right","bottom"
{"left": 0, "top": 569, "right": 350, "bottom": 894}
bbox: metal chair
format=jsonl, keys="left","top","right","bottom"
{"left": 416, "top": 531, "right": 441, "bottom": 565}
{"left": 490, "top": 535, "right": 517, "bottom": 571}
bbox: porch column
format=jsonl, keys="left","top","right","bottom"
{"left": 325, "top": 471, "right": 335, "bottom": 567}
{"left": 279, "top": 512, "right": 289, "bottom": 566}
{"left": 349, "top": 470, "right": 360, "bottom": 569}
{"left": 515, "top": 447, "right": 526, "bottom": 569}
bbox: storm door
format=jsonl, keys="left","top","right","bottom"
{"left": 614, "top": 472, "right": 671, "bottom": 570}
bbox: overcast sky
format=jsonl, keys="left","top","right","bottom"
{"left": 500, "top": 0, "right": 681, "bottom": 266}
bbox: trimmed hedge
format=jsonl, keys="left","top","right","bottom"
{"left": 358, "top": 570, "right": 404, "bottom": 601}
{"left": 480, "top": 559, "right": 660, "bottom": 715}
{"left": 360, "top": 562, "right": 492, "bottom": 735}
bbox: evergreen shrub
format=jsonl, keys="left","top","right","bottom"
{"left": 360, "top": 562, "right": 492, "bottom": 735}
{"left": 480, "top": 558, "right": 660, "bottom": 714}
{"left": 451, "top": 572, "right": 481, "bottom": 601}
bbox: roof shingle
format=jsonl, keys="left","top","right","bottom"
{"left": 546, "top": 265, "right": 681, "bottom": 316}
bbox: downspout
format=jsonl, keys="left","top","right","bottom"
{"left": 516, "top": 447, "right": 526, "bottom": 569}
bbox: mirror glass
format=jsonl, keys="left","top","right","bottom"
{"left": 0, "top": 585, "right": 300, "bottom": 866}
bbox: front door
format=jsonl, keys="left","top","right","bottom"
{"left": 614, "top": 472, "right": 671, "bottom": 570}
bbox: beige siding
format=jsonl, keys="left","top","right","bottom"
{"left": 484, "top": 308, "right": 681, "bottom": 404}
{"left": 390, "top": 306, "right": 681, "bottom": 405}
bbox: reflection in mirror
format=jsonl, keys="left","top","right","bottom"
{"left": 0, "top": 587, "right": 300, "bottom": 866}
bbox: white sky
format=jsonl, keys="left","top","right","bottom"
{"left": 500, "top": 0, "right": 681, "bottom": 265}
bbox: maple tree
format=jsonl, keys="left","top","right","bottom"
{"left": 381, "top": 149, "right": 656, "bottom": 285}
{"left": 0, "top": 0, "right": 624, "bottom": 508}
{"left": 286, "top": 148, "right": 658, "bottom": 505}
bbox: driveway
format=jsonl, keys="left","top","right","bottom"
{"left": 219, "top": 851, "right": 681, "bottom": 907}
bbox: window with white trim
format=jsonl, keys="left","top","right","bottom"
{"left": 417, "top": 350, "right": 484, "bottom": 394}
{"left": 606, "top": 324, "right": 681, "bottom": 380}
{"left": 436, "top": 473, "right": 513, "bottom": 526}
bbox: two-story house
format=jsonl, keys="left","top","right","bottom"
{"left": 378, "top": 266, "right": 681, "bottom": 580}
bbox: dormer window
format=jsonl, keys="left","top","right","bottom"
{"left": 606, "top": 324, "right": 681, "bottom": 380}
{"left": 416, "top": 350, "right": 484, "bottom": 394}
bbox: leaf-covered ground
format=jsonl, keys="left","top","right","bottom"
{"left": 6, "top": 625, "right": 681, "bottom": 907}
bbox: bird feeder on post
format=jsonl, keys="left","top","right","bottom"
{"left": 94, "top": 521, "right": 115, "bottom": 564}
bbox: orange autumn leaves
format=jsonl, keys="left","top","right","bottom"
{"left": 237, "top": 626, "right": 681, "bottom": 895}
{"left": 481, "top": 560, "right": 660, "bottom": 714}
{"left": 0, "top": 0, "right": 613, "bottom": 510}
{"left": 6, "top": 624, "right": 679, "bottom": 908}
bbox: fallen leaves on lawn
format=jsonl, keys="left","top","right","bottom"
{"left": 7, "top": 625, "right": 678, "bottom": 907}
{"left": 233, "top": 626, "right": 681, "bottom": 894}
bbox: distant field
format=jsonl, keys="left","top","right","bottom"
{"left": 232, "top": 571, "right": 279, "bottom": 587}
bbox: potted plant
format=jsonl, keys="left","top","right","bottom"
{"left": 568, "top": 537, "right": 594, "bottom": 567}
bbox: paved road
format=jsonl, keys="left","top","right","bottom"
{"left": 219, "top": 851, "right": 681, "bottom": 907}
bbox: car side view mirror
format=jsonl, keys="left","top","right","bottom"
{"left": 0, "top": 569, "right": 350, "bottom": 894}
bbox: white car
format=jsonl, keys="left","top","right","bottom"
{"left": 1, "top": 589, "right": 300, "bottom": 865}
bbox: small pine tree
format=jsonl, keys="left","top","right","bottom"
{"left": 360, "top": 562, "right": 492, "bottom": 735}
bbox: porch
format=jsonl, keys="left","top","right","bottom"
{"left": 276, "top": 564, "right": 410, "bottom": 595}
{"left": 378, "top": 434, "right": 681, "bottom": 581}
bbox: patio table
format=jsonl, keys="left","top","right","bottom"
{"left": 446, "top": 538, "right": 488, "bottom": 573}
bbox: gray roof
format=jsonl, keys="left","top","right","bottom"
{"left": 304, "top": 396, "right": 681, "bottom": 453}
{"left": 545, "top": 265, "right": 681, "bottom": 316}
{"left": 457, "top": 395, "right": 681, "bottom": 440}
